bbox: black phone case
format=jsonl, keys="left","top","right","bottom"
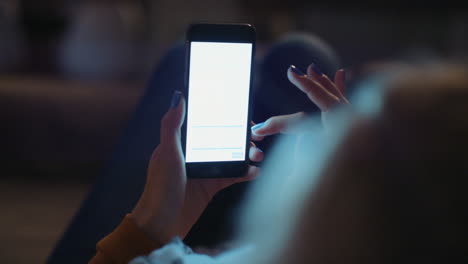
{"left": 182, "top": 23, "right": 256, "bottom": 178}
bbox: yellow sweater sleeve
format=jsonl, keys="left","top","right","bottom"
{"left": 89, "top": 214, "right": 163, "bottom": 264}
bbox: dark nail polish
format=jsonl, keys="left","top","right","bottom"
{"left": 310, "top": 63, "right": 323, "bottom": 76}
{"left": 251, "top": 122, "right": 265, "bottom": 131}
{"left": 290, "top": 65, "right": 306, "bottom": 76}
{"left": 170, "top": 90, "right": 182, "bottom": 108}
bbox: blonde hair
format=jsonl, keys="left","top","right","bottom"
{"left": 278, "top": 64, "right": 468, "bottom": 264}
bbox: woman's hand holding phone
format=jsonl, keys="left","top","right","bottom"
{"left": 130, "top": 63, "right": 345, "bottom": 245}
{"left": 130, "top": 91, "right": 263, "bottom": 244}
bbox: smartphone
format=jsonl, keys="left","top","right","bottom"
{"left": 182, "top": 23, "right": 256, "bottom": 178}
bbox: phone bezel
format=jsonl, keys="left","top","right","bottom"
{"left": 182, "top": 23, "right": 256, "bottom": 178}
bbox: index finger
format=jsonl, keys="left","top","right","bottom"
{"left": 252, "top": 112, "right": 307, "bottom": 136}
{"left": 251, "top": 121, "right": 265, "bottom": 141}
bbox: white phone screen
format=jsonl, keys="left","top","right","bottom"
{"left": 186, "top": 41, "right": 253, "bottom": 163}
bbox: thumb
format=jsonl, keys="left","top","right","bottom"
{"left": 161, "top": 90, "right": 186, "bottom": 147}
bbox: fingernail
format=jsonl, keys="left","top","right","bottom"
{"left": 310, "top": 63, "right": 323, "bottom": 76}
{"left": 251, "top": 122, "right": 265, "bottom": 131}
{"left": 290, "top": 65, "right": 306, "bottom": 76}
{"left": 170, "top": 90, "right": 182, "bottom": 108}
{"left": 257, "top": 148, "right": 263, "bottom": 153}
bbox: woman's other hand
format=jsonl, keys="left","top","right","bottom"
{"left": 131, "top": 91, "right": 263, "bottom": 244}
{"left": 252, "top": 64, "right": 349, "bottom": 138}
